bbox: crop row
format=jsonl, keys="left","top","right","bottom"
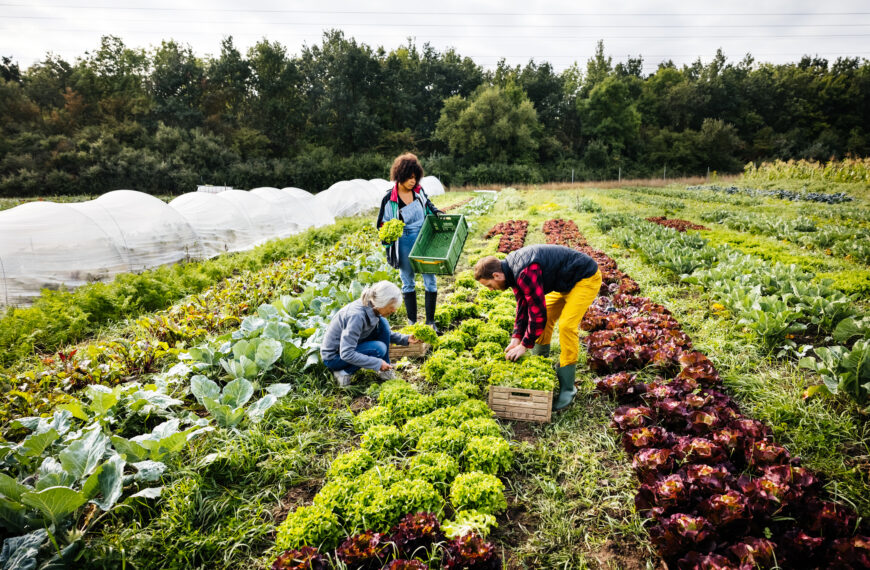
{"left": 484, "top": 220, "right": 528, "bottom": 253}
{"left": 686, "top": 185, "right": 853, "bottom": 204}
{"left": 645, "top": 217, "right": 709, "bottom": 233}
{"left": 596, "top": 214, "right": 869, "bottom": 404}
{"left": 0, "top": 229, "right": 397, "bottom": 567}
{"left": 272, "top": 277, "right": 560, "bottom": 567}
{"left": 544, "top": 219, "right": 870, "bottom": 568}
{"left": 698, "top": 210, "right": 870, "bottom": 264}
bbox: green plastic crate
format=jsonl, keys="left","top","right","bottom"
{"left": 409, "top": 215, "right": 469, "bottom": 275}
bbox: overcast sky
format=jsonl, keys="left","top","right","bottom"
{"left": 1, "top": 0, "right": 867, "bottom": 74}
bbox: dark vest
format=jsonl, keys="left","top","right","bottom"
{"left": 502, "top": 244, "right": 598, "bottom": 294}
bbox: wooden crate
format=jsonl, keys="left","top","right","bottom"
{"left": 390, "top": 343, "right": 430, "bottom": 359}
{"left": 487, "top": 386, "right": 553, "bottom": 423}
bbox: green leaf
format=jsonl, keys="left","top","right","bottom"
{"left": 86, "top": 385, "right": 119, "bottom": 416}
{"left": 59, "top": 427, "right": 109, "bottom": 480}
{"left": 110, "top": 436, "right": 149, "bottom": 463}
{"left": 0, "top": 472, "right": 30, "bottom": 502}
{"left": 131, "top": 461, "right": 166, "bottom": 483}
{"left": 18, "top": 429, "right": 60, "bottom": 459}
{"left": 247, "top": 395, "right": 277, "bottom": 422}
{"left": 20, "top": 486, "right": 87, "bottom": 526}
{"left": 86, "top": 455, "right": 125, "bottom": 511}
{"left": 221, "top": 378, "right": 254, "bottom": 408}
{"left": 254, "top": 339, "right": 283, "bottom": 370}
{"left": 190, "top": 375, "right": 220, "bottom": 403}
{"left": 57, "top": 401, "right": 89, "bottom": 421}
{"left": 266, "top": 384, "right": 292, "bottom": 398}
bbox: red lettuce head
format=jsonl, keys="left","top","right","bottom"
{"left": 622, "top": 426, "right": 674, "bottom": 454}
{"left": 636, "top": 474, "right": 690, "bottom": 518}
{"left": 683, "top": 463, "right": 735, "bottom": 495}
{"left": 727, "top": 537, "right": 777, "bottom": 569}
{"left": 272, "top": 547, "right": 327, "bottom": 570}
{"left": 828, "top": 535, "right": 870, "bottom": 569}
{"left": 649, "top": 513, "right": 715, "bottom": 558}
{"left": 336, "top": 531, "right": 391, "bottom": 569}
{"left": 699, "top": 490, "right": 748, "bottom": 526}
{"left": 632, "top": 448, "right": 676, "bottom": 483}
{"left": 390, "top": 512, "right": 443, "bottom": 559}
{"left": 612, "top": 405, "right": 655, "bottom": 431}
{"left": 676, "top": 551, "right": 735, "bottom": 569}
{"left": 674, "top": 436, "right": 727, "bottom": 465}
{"left": 443, "top": 533, "right": 500, "bottom": 570}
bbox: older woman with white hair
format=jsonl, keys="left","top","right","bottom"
{"left": 320, "top": 280, "right": 421, "bottom": 386}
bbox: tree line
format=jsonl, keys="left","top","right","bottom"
{"left": 0, "top": 32, "right": 867, "bottom": 196}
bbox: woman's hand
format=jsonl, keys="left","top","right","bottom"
{"left": 408, "top": 335, "right": 422, "bottom": 344}
{"left": 379, "top": 360, "right": 393, "bottom": 372}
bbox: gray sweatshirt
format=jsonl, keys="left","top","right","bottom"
{"left": 320, "top": 300, "right": 409, "bottom": 370}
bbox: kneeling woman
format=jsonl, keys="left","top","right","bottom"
{"left": 320, "top": 281, "right": 421, "bottom": 386}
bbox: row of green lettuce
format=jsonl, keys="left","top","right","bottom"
{"left": 594, "top": 213, "right": 870, "bottom": 407}
{"left": 0, "top": 230, "right": 397, "bottom": 567}
{"left": 271, "top": 280, "right": 558, "bottom": 561}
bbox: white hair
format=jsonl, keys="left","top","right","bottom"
{"left": 360, "top": 281, "right": 402, "bottom": 310}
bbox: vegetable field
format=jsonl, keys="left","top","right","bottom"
{"left": 0, "top": 180, "right": 868, "bottom": 569}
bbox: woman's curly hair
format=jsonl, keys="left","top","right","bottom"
{"left": 390, "top": 153, "right": 424, "bottom": 184}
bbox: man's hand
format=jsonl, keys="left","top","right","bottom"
{"left": 379, "top": 360, "right": 393, "bottom": 371}
{"left": 505, "top": 344, "right": 527, "bottom": 362}
{"left": 408, "top": 336, "right": 422, "bottom": 344}
{"left": 504, "top": 338, "right": 522, "bottom": 353}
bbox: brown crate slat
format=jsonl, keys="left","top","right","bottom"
{"left": 390, "top": 343, "right": 430, "bottom": 359}
{"left": 488, "top": 386, "right": 553, "bottom": 423}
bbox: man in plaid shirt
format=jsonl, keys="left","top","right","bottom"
{"left": 475, "top": 245, "right": 602, "bottom": 410}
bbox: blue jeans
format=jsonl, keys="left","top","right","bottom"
{"left": 399, "top": 231, "right": 436, "bottom": 294}
{"left": 323, "top": 317, "right": 391, "bottom": 374}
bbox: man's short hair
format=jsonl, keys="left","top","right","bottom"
{"left": 474, "top": 256, "right": 503, "bottom": 280}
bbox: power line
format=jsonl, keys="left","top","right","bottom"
{"left": 4, "top": 16, "right": 869, "bottom": 29}
{"left": 0, "top": 4, "right": 868, "bottom": 16}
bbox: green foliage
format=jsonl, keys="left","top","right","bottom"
{"left": 275, "top": 504, "right": 342, "bottom": 551}
{"left": 449, "top": 472, "right": 507, "bottom": 515}
{"left": 360, "top": 425, "right": 406, "bottom": 457}
{"left": 407, "top": 452, "right": 460, "bottom": 486}
{"left": 462, "top": 436, "right": 513, "bottom": 475}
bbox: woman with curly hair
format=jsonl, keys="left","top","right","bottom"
{"left": 376, "top": 153, "right": 444, "bottom": 332}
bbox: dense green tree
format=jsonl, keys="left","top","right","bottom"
{"left": 434, "top": 85, "right": 540, "bottom": 163}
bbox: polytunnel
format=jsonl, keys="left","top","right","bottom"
{"left": 168, "top": 192, "right": 260, "bottom": 256}
{"left": 217, "top": 190, "right": 288, "bottom": 246}
{"left": 250, "top": 187, "right": 321, "bottom": 236}
{"left": 0, "top": 202, "right": 128, "bottom": 306}
{"left": 368, "top": 178, "right": 392, "bottom": 193}
{"left": 420, "top": 176, "right": 445, "bottom": 196}
{"left": 279, "top": 187, "right": 335, "bottom": 228}
{"left": 314, "top": 179, "right": 382, "bottom": 218}
{"left": 67, "top": 190, "right": 203, "bottom": 271}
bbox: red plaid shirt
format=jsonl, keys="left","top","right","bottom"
{"left": 512, "top": 263, "right": 547, "bottom": 348}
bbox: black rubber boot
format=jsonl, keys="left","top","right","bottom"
{"left": 403, "top": 292, "right": 417, "bottom": 324}
{"left": 532, "top": 343, "right": 551, "bottom": 357}
{"left": 424, "top": 291, "right": 440, "bottom": 334}
{"left": 553, "top": 364, "right": 577, "bottom": 411}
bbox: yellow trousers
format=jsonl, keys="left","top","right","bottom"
{"left": 536, "top": 269, "right": 602, "bottom": 367}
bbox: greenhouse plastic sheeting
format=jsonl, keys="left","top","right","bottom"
{"left": 217, "top": 190, "right": 288, "bottom": 246}
{"left": 251, "top": 187, "right": 325, "bottom": 235}
{"left": 314, "top": 179, "right": 383, "bottom": 218}
{"left": 369, "top": 178, "right": 392, "bottom": 192}
{"left": 420, "top": 176, "right": 445, "bottom": 196}
{"left": 67, "top": 190, "right": 203, "bottom": 271}
{"left": 0, "top": 202, "right": 129, "bottom": 306}
{"left": 279, "top": 187, "right": 335, "bottom": 228}
{"left": 169, "top": 192, "right": 259, "bottom": 256}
